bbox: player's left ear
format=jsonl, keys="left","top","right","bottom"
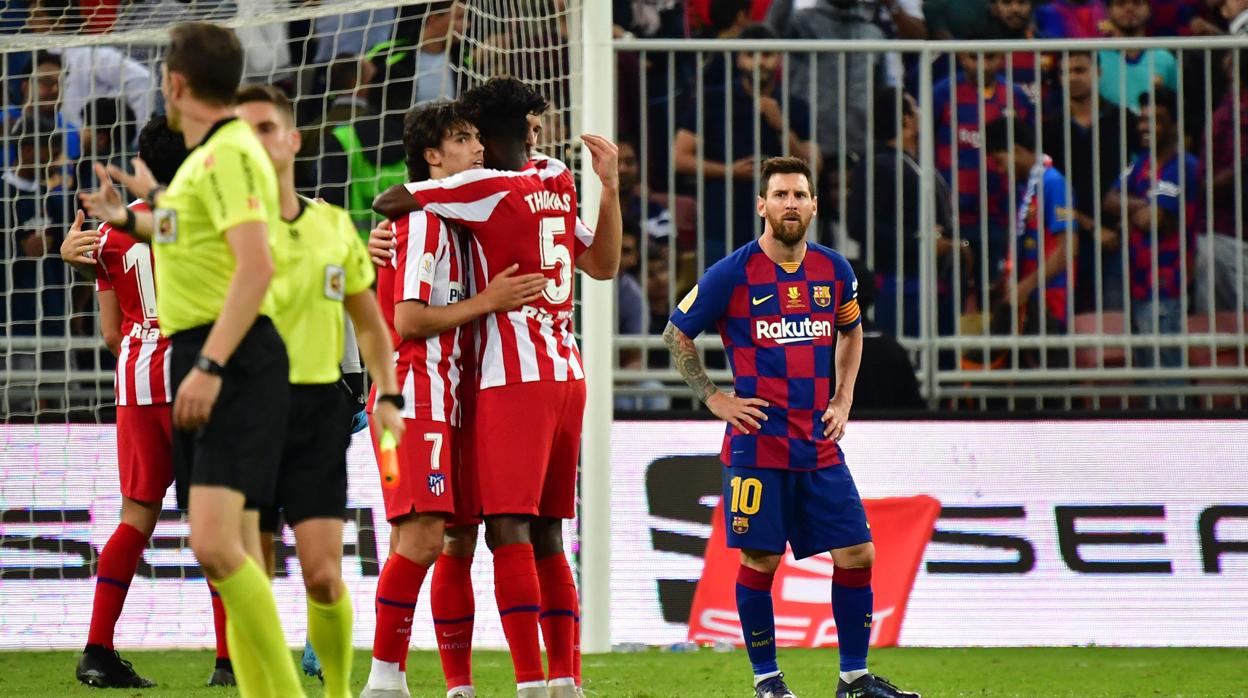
{"left": 289, "top": 128, "right": 302, "bottom": 154}
{"left": 756, "top": 195, "right": 766, "bottom": 217}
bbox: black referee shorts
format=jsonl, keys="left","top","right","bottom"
{"left": 170, "top": 317, "right": 289, "bottom": 511}
{"left": 264, "top": 382, "right": 352, "bottom": 528}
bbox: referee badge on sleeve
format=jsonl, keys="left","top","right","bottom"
{"left": 324, "top": 265, "right": 346, "bottom": 301}
{"left": 153, "top": 208, "right": 177, "bottom": 244}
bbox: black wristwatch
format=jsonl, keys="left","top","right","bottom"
{"left": 194, "top": 354, "right": 226, "bottom": 376}
{"left": 376, "top": 393, "right": 405, "bottom": 410}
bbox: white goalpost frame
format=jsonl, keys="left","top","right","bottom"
{"left": 576, "top": 0, "right": 615, "bottom": 656}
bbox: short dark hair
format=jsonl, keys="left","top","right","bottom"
{"left": 459, "top": 77, "right": 549, "bottom": 144}
{"left": 138, "top": 116, "right": 190, "bottom": 185}
{"left": 236, "top": 84, "right": 296, "bottom": 127}
{"left": 32, "top": 50, "right": 61, "bottom": 70}
{"left": 10, "top": 117, "right": 63, "bottom": 163}
{"left": 709, "top": 0, "right": 750, "bottom": 34}
{"left": 402, "top": 100, "right": 472, "bottom": 181}
{"left": 83, "top": 97, "right": 137, "bottom": 149}
{"left": 166, "top": 22, "right": 244, "bottom": 107}
{"left": 758, "top": 156, "right": 814, "bottom": 197}
{"left": 1138, "top": 85, "right": 1179, "bottom": 123}
{"left": 984, "top": 117, "right": 1036, "bottom": 154}
{"left": 873, "top": 87, "right": 915, "bottom": 143}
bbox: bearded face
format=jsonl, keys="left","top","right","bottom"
{"left": 757, "top": 172, "right": 817, "bottom": 246}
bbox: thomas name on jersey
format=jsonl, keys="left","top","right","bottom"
{"left": 523, "top": 189, "right": 573, "bottom": 214}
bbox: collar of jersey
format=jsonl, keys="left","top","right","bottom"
{"left": 192, "top": 117, "right": 240, "bottom": 151}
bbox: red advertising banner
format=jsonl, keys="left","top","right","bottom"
{"left": 687, "top": 495, "right": 941, "bottom": 648}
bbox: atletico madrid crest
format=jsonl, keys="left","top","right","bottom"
{"left": 428, "top": 473, "right": 446, "bottom": 497}
{"left": 732, "top": 516, "right": 750, "bottom": 534}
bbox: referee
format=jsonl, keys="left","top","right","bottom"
{"left": 81, "top": 22, "right": 304, "bottom": 697}
{"left": 235, "top": 84, "right": 405, "bottom": 698}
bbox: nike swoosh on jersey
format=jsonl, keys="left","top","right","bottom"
{"left": 752, "top": 294, "right": 774, "bottom": 306}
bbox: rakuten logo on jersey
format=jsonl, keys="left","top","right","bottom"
{"left": 755, "top": 318, "right": 833, "bottom": 344}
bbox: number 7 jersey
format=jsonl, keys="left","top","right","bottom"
{"left": 94, "top": 201, "right": 173, "bottom": 406}
{"left": 404, "top": 164, "right": 593, "bottom": 389}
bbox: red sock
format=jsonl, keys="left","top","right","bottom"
{"left": 431, "top": 553, "right": 475, "bottom": 689}
{"left": 373, "top": 553, "right": 428, "bottom": 664}
{"left": 208, "top": 582, "right": 229, "bottom": 660}
{"left": 492, "top": 543, "right": 544, "bottom": 684}
{"left": 536, "top": 554, "right": 578, "bottom": 682}
{"left": 86, "top": 523, "right": 147, "bottom": 649}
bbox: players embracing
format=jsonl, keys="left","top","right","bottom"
{"left": 664, "top": 157, "right": 921, "bottom": 698}
{"left": 368, "top": 77, "right": 620, "bottom": 698}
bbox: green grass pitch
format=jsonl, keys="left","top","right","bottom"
{"left": 1, "top": 647, "right": 1245, "bottom": 697}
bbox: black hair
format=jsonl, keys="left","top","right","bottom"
{"left": 458, "top": 76, "right": 549, "bottom": 145}
{"left": 84, "top": 97, "right": 137, "bottom": 149}
{"left": 1138, "top": 85, "right": 1179, "bottom": 124}
{"left": 32, "top": 50, "right": 62, "bottom": 70}
{"left": 872, "top": 87, "right": 915, "bottom": 143}
{"left": 167, "top": 22, "right": 244, "bottom": 107}
{"left": 402, "top": 100, "right": 472, "bottom": 180}
{"left": 984, "top": 116, "right": 1036, "bottom": 154}
{"left": 709, "top": 0, "right": 750, "bottom": 34}
{"left": 137, "top": 116, "right": 190, "bottom": 186}
{"left": 759, "top": 156, "right": 814, "bottom": 197}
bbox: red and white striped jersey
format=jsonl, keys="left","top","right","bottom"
{"left": 527, "top": 152, "right": 597, "bottom": 254}
{"left": 405, "top": 166, "right": 593, "bottom": 390}
{"left": 374, "top": 210, "right": 470, "bottom": 425}
{"left": 94, "top": 201, "right": 173, "bottom": 406}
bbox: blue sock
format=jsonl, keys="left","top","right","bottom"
{"left": 736, "top": 565, "right": 778, "bottom": 677}
{"left": 832, "top": 566, "right": 873, "bottom": 673}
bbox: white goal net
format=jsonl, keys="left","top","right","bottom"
{"left": 0, "top": 0, "right": 587, "bottom": 651}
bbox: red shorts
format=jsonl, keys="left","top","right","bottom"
{"left": 115, "top": 404, "right": 173, "bottom": 503}
{"left": 474, "top": 380, "right": 585, "bottom": 519}
{"left": 371, "top": 418, "right": 460, "bottom": 522}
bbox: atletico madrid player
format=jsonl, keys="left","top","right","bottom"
{"left": 61, "top": 117, "right": 226, "bottom": 688}
{"left": 664, "top": 157, "right": 921, "bottom": 698}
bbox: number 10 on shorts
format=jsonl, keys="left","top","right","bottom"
{"left": 729, "top": 476, "right": 762, "bottom": 515}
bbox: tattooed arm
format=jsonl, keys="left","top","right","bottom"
{"left": 663, "top": 321, "right": 769, "bottom": 433}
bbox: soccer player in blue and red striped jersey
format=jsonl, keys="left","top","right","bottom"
{"left": 664, "top": 156, "right": 920, "bottom": 698}
{"left": 933, "top": 48, "right": 1034, "bottom": 281}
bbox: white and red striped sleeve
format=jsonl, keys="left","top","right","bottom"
{"left": 538, "top": 164, "right": 595, "bottom": 256}
{"left": 94, "top": 227, "right": 113, "bottom": 292}
{"left": 393, "top": 211, "right": 446, "bottom": 305}
{"left": 404, "top": 168, "right": 528, "bottom": 226}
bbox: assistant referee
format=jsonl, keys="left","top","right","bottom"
{"left": 81, "top": 22, "right": 305, "bottom": 698}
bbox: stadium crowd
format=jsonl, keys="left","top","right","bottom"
{"left": 3, "top": 0, "right": 1248, "bottom": 414}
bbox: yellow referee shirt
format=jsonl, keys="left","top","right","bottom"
{"left": 270, "top": 198, "right": 375, "bottom": 385}
{"left": 151, "top": 118, "right": 282, "bottom": 335}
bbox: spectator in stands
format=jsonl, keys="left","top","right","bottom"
{"left": 847, "top": 261, "right": 924, "bottom": 415}
{"left": 313, "top": 0, "right": 397, "bottom": 65}
{"left": 980, "top": 0, "right": 1043, "bottom": 95}
{"left": 2, "top": 119, "right": 72, "bottom": 341}
{"left": 619, "top": 139, "right": 675, "bottom": 239}
{"left": 767, "top": 0, "right": 889, "bottom": 179}
{"left": 1098, "top": 0, "right": 1178, "bottom": 113}
{"left": 1105, "top": 87, "right": 1199, "bottom": 403}
{"left": 1197, "top": 49, "right": 1248, "bottom": 311}
{"left": 3, "top": 52, "right": 81, "bottom": 165}
{"left": 1034, "top": 0, "right": 1110, "bottom": 38}
{"left": 615, "top": 219, "right": 670, "bottom": 410}
{"left": 985, "top": 117, "right": 1075, "bottom": 334}
{"left": 924, "top": 0, "right": 991, "bottom": 38}
{"left": 697, "top": 0, "right": 754, "bottom": 38}
{"left": 317, "top": 42, "right": 418, "bottom": 234}
{"left": 673, "top": 23, "right": 816, "bottom": 263}
{"left": 848, "top": 87, "right": 958, "bottom": 339}
{"left": 1043, "top": 50, "right": 1140, "bottom": 312}
{"left": 933, "top": 43, "right": 1034, "bottom": 287}
{"left": 75, "top": 97, "right": 136, "bottom": 191}
{"left": 24, "top": 0, "right": 155, "bottom": 127}
{"left": 296, "top": 54, "right": 375, "bottom": 193}
{"left": 390, "top": 1, "right": 461, "bottom": 105}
